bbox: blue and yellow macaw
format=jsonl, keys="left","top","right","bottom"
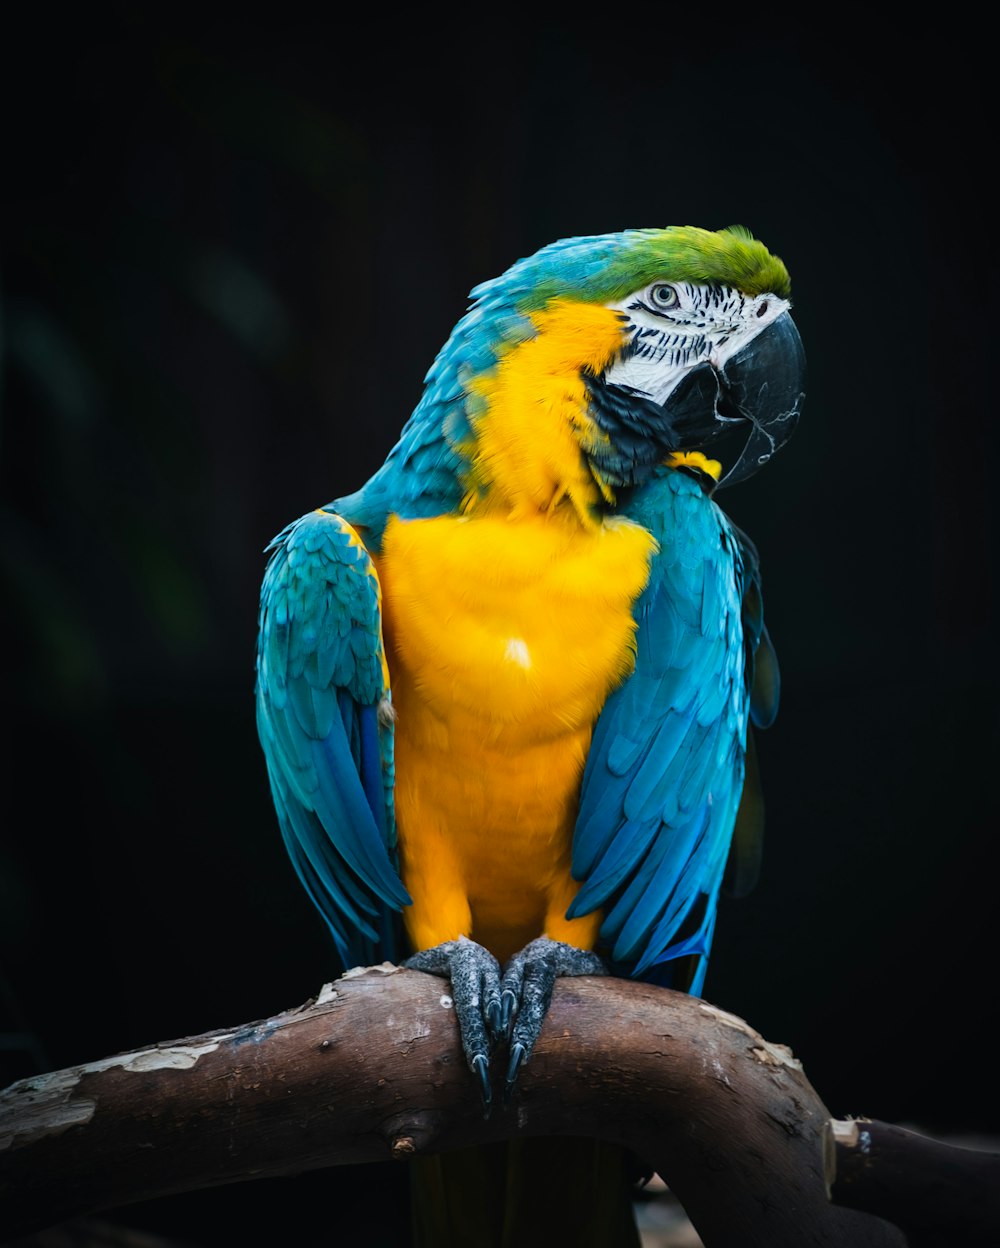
{"left": 255, "top": 225, "right": 804, "bottom": 1245}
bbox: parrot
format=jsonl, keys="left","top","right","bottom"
{"left": 255, "top": 224, "right": 804, "bottom": 1246}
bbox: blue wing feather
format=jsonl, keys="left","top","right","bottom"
{"left": 569, "top": 468, "right": 757, "bottom": 992}
{"left": 255, "top": 509, "right": 410, "bottom": 969}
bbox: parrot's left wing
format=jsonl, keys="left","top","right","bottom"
{"left": 568, "top": 471, "right": 760, "bottom": 995}
{"left": 255, "top": 509, "right": 410, "bottom": 969}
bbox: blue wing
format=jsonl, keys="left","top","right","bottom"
{"left": 255, "top": 509, "right": 411, "bottom": 969}
{"left": 568, "top": 468, "right": 772, "bottom": 996}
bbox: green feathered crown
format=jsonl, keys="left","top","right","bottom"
{"left": 492, "top": 225, "right": 791, "bottom": 311}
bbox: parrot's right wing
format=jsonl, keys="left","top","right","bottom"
{"left": 255, "top": 509, "right": 410, "bottom": 968}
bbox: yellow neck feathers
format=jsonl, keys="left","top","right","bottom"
{"left": 463, "top": 300, "right": 627, "bottom": 524}
{"left": 665, "top": 450, "right": 723, "bottom": 481}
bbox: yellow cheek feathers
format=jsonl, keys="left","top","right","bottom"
{"left": 463, "top": 300, "right": 628, "bottom": 523}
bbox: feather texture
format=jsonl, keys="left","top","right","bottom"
{"left": 255, "top": 510, "right": 409, "bottom": 968}
{"left": 569, "top": 470, "right": 751, "bottom": 991}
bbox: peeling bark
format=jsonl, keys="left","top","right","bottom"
{"left": 1, "top": 968, "right": 909, "bottom": 1246}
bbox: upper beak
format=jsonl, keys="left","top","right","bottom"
{"left": 716, "top": 310, "right": 806, "bottom": 487}
{"left": 662, "top": 311, "right": 806, "bottom": 487}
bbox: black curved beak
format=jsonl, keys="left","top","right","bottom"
{"left": 716, "top": 311, "right": 806, "bottom": 487}
{"left": 662, "top": 311, "right": 806, "bottom": 487}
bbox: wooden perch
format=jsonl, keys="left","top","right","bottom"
{"left": 827, "top": 1117, "right": 1000, "bottom": 1247}
{"left": 0, "top": 965, "right": 970, "bottom": 1247}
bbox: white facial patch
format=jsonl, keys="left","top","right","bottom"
{"left": 603, "top": 282, "right": 791, "bottom": 406}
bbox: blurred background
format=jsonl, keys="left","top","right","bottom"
{"left": 2, "top": 13, "right": 995, "bottom": 1245}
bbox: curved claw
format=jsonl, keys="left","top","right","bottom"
{"left": 472, "top": 1053, "right": 493, "bottom": 1117}
{"left": 504, "top": 1041, "right": 527, "bottom": 1104}
{"left": 499, "top": 988, "right": 518, "bottom": 1038}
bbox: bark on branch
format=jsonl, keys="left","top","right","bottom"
{"left": 0, "top": 965, "right": 948, "bottom": 1246}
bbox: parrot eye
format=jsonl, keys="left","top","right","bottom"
{"left": 756, "top": 299, "right": 770, "bottom": 318}
{"left": 648, "top": 283, "right": 679, "bottom": 311}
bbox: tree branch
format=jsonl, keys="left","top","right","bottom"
{"left": 0, "top": 966, "right": 911, "bottom": 1246}
{"left": 827, "top": 1116, "right": 1000, "bottom": 1247}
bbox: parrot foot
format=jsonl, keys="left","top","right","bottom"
{"left": 403, "top": 936, "right": 606, "bottom": 1111}
{"left": 499, "top": 937, "right": 607, "bottom": 1103}
{"left": 402, "top": 936, "right": 503, "bottom": 1115}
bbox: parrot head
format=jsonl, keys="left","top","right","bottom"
{"left": 594, "top": 226, "right": 804, "bottom": 488}
{"left": 445, "top": 225, "right": 805, "bottom": 508}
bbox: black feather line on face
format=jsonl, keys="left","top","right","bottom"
{"left": 581, "top": 370, "right": 678, "bottom": 488}
{"left": 582, "top": 354, "right": 738, "bottom": 492}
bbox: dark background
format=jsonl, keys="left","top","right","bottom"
{"left": 2, "top": 15, "right": 995, "bottom": 1244}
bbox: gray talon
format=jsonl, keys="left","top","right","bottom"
{"left": 473, "top": 1053, "right": 492, "bottom": 1115}
{"left": 499, "top": 937, "right": 608, "bottom": 1101}
{"left": 504, "top": 1041, "right": 527, "bottom": 1103}
{"left": 402, "top": 938, "right": 502, "bottom": 1111}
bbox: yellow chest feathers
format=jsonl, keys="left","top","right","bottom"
{"left": 376, "top": 511, "right": 656, "bottom": 744}
{"left": 374, "top": 510, "right": 656, "bottom": 959}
